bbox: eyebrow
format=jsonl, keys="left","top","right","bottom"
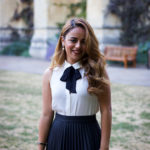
{"left": 69, "top": 37, "right": 85, "bottom": 40}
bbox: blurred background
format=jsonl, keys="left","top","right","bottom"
{"left": 0, "top": 0, "right": 150, "bottom": 65}
{"left": 0, "top": 0, "right": 150, "bottom": 150}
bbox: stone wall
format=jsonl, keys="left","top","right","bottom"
{"left": 0, "top": 0, "right": 122, "bottom": 58}
{"left": 87, "top": 0, "right": 121, "bottom": 51}
{"left": 0, "top": 0, "right": 32, "bottom": 50}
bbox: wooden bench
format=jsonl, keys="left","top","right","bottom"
{"left": 104, "top": 45, "right": 138, "bottom": 68}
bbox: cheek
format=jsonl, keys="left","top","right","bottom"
{"left": 65, "top": 43, "right": 74, "bottom": 51}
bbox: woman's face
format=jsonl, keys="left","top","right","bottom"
{"left": 62, "top": 27, "right": 86, "bottom": 64}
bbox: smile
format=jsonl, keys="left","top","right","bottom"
{"left": 72, "top": 50, "right": 81, "bottom": 54}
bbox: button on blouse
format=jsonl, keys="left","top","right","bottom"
{"left": 50, "top": 61, "right": 99, "bottom": 116}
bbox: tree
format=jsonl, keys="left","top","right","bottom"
{"left": 107, "top": 0, "right": 150, "bottom": 45}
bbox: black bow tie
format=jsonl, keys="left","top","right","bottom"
{"left": 60, "top": 66, "right": 81, "bottom": 93}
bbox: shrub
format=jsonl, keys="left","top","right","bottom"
{"left": 137, "top": 41, "right": 150, "bottom": 64}
{"left": 0, "top": 40, "right": 31, "bottom": 57}
{"left": 107, "top": 0, "right": 150, "bottom": 46}
{"left": 138, "top": 41, "right": 150, "bottom": 54}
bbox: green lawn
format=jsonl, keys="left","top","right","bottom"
{"left": 0, "top": 70, "right": 150, "bottom": 150}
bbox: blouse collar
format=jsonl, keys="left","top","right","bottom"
{"left": 64, "top": 60, "right": 81, "bottom": 70}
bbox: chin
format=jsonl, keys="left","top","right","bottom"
{"left": 71, "top": 57, "right": 80, "bottom": 63}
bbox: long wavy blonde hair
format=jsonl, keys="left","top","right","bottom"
{"left": 50, "top": 18, "right": 109, "bottom": 96}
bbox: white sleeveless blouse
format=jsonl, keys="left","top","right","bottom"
{"left": 50, "top": 61, "right": 99, "bottom": 116}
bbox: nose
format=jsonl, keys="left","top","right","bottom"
{"left": 75, "top": 41, "right": 81, "bottom": 49}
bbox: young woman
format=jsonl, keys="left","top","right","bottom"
{"left": 38, "top": 18, "right": 112, "bottom": 150}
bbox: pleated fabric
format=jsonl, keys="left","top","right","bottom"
{"left": 46, "top": 113, "right": 101, "bottom": 150}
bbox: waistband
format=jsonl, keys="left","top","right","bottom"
{"left": 55, "top": 113, "right": 97, "bottom": 123}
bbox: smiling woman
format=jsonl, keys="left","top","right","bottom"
{"left": 61, "top": 26, "right": 86, "bottom": 64}
{"left": 37, "top": 18, "right": 112, "bottom": 150}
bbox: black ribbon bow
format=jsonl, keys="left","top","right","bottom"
{"left": 60, "top": 66, "right": 81, "bottom": 93}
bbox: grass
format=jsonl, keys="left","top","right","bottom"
{"left": 0, "top": 70, "right": 150, "bottom": 150}
{"left": 140, "top": 111, "right": 150, "bottom": 120}
{"left": 112, "top": 122, "right": 139, "bottom": 131}
{"left": 0, "top": 71, "right": 41, "bottom": 150}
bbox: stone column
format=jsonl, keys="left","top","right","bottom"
{"left": 29, "top": 0, "right": 49, "bottom": 59}
{"left": 30, "top": 0, "right": 81, "bottom": 59}
{"left": 87, "top": 0, "right": 121, "bottom": 50}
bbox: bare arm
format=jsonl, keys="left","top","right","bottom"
{"left": 98, "top": 71, "right": 112, "bottom": 150}
{"left": 38, "top": 68, "right": 54, "bottom": 150}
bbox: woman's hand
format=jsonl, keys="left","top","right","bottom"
{"left": 37, "top": 144, "right": 45, "bottom": 150}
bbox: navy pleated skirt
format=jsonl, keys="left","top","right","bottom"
{"left": 46, "top": 113, "right": 101, "bottom": 150}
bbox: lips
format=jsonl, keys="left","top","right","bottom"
{"left": 72, "top": 50, "right": 81, "bottom": 55}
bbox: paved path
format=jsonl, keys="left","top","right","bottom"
{"left": 0, "top": 56, "right": 150, "bottom": 86}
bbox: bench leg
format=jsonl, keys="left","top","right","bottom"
{"left": 124, "top": 59, "right": 128, "bottom": 68}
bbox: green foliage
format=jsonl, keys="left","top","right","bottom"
{"left": 0, "top": 40, "right": 30, "bottom": 57}
{"left": 66, "top": 0, "right": 86, "bottom": 19}
{"left": 107, "top": 0, "right": 150, "bottom": 46}
{"left": 136, "top": 52, "right": 147, "bottom": 64}
{"left": 54, "top": 0, "right": 86, "bottom": 30}
{"left": 55, "top": 22, "right": 65, "bottom": 31}
{"left": 138, "top": 41, "right": 150, "bottom": 53}
{"left": 136, "top": 41, "right": 150, "bottom": 64}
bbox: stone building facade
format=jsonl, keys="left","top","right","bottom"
{"left": 0, "top": 0, "right": 121, "bottom": 59}
{"left": 0, "top": 0, "right": 32, "bottom": 49}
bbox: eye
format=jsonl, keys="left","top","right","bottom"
{"left": 70, "top": 39, "right": 77, "bottom": 43}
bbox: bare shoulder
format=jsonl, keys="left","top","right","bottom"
{"left": 42, "top": 68, "right": 53, "bottom": 82}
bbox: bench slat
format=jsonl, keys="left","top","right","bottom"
{"left": 104, "top": 46, "right": 137, "bottom": 68}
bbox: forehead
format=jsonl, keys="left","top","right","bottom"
{"left": 65, "top": 27, "right": 85, "bottom": 39}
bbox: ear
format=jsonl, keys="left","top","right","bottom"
{"left": 61, "top": 36, "right": 65, "bottom": 46}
